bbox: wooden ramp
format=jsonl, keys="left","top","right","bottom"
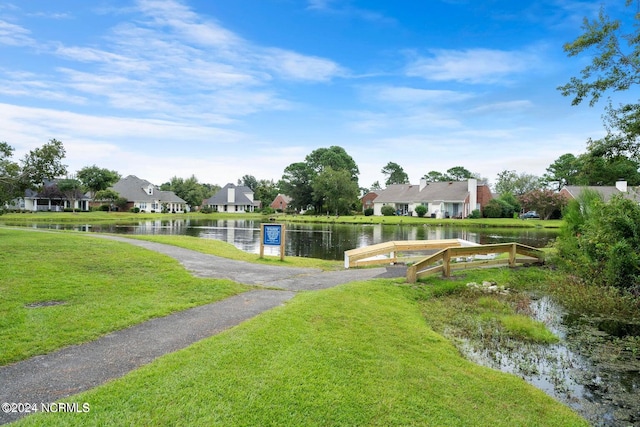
{"left": 344, "top": 239, "right": 479, "bottom": 269}
{"left": 406, "top": 242, "right": 545, "bottom": 283}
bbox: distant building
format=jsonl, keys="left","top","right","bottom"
{"left": 204, "top": 183, "right": 260, "bottom": 213}
{"left": 559, "top": 180, "right": 640, "bottom": 203}
{"left": 372, "top": 178, "right": 492, "bottom": 218}
{"left": 270, "top": 194, "right": 292, "bottom": 212}
{"left": 112, "top": 175, "right": 187, "bottom": 212}
{"left": 360, "top": 191, "right": 378, "bottom": 212}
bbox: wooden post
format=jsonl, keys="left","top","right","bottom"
{"left": 509, "top": 243, "right": 516, "bottom": 267}
{"left": 260, "top": 223, "right": 285, "bottom": 261}
{"left": 407, "top": 265, "right": 416, "bottom": 283}
{"left": 443, "top": 248, "right": 451, "bottom": 277}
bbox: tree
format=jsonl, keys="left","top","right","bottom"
{"left": 281, "top": 146, "right": 360, "bottom": 213}
{"left": 446, "top": 166, "right": 473, "bottom": 181}
{"left": 57, "top": 177, "right": 83, "bottom": 213}
{"left": 424, "top": 171, "right": 447, "bottom": 182}
{"left": 95, "top": 189, "right": 120, "bottom": 211}
{"left": 558, "top": 1, "right": 640, "bottom": 158}
{"left": 77, "top": 165, "right": 120, "bottom": 199}
{"left": 305, "top": 146, "right": 359, "bottom": 182}
{"left": 0, "top": 139, "right": 67, "bottom": 209}
{"left": 279, "top": 162, "right": 314, "bottom": 212}
{"left": 162, "top": 175, "right": 209, "bottom": 210}
{"left": 381, "top": 162, "right": 409, "bottom": 186}
{"left": 238, "top": 175, "right": 258, "bottom": 191}
{"left": 254, "top": 179, "right": 279, "bottom": 210}
{"left": 544, "top": 154, "right": 581, "bottom": 191}
{"left": 312, "top": 167, "right": 359, "bottom": 215}
{"left": 494, "top": 170, "right": 543, "bottom": 196}
{"left": 519, "top": 189, "right": 567, "bottom": 220}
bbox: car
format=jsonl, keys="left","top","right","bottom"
{"left": 520, "top": 211, "right": 540, "bottom": 219}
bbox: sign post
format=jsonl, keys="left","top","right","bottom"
{"left": 260, "top": 223, "right": 285, "bottom": 261}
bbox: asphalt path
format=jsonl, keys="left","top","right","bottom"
{"left": 0, "top": 235, "right": 405, "bottom": 424}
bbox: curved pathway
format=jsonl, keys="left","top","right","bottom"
{"left": 0, "top": 235, "right": 405, "bottom": 424}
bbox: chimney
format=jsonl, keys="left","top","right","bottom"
{"left": 227, "top": 186, "right": 236, "bottom": 203}
{"left": 419, "top": 177, "right": 427, "bottom": 191}
{"left": 616, "top": 180, "right": 628, "bottom": 193}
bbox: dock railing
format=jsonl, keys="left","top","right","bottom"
{"left": 406, "top": 242, "right": 545, "bottom": 283}
{"left": 344, "top": 239, "right": 477, "bottom": 269}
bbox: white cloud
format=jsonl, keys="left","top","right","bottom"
{"left": 369, "top": 85, "right": 475, "bottom": 105}
{"left": 406, "top": 48, "right": 538, "bottom": 84}
{"left": 0, "top": 20, "right": 34, "bottom": 46}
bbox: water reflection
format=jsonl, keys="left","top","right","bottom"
{"left": 14, "top": 218, "right": 558, "bottom": 260}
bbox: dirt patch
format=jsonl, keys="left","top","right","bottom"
{"left": 24, "top": 300, "right": 67, "bottom": 308}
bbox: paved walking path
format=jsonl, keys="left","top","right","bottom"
{"left": 0, "top": 235, "right": 405, "bottom": 424}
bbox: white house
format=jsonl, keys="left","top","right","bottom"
{"left": 372, "top": 178, "right": 493, "bottom": 218}
{"left": 204, "top": 183, "right": 260, "bottom": 213}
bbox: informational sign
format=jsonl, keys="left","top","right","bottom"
{"left": 262, "top": 224, "right": 282, "bottom": 246}
{"left": 260, "top": 223, "right": 285, "bottom": 260}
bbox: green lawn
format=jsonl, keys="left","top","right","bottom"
{"left": 0, "top": 228, "right": 247, "bottom": 365}
{"left": 2, "top": 228, "right": 586, "bottom": 425}
{"left": 15, "top": 279, "right": 586, "bottom": 427}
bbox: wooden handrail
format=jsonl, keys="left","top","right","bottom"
{"left": 406, "top": 243, "right": 544, "bottom": 283}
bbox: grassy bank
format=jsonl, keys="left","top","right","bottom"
{"left": 0, "top": 210, "right": 562, "bottom": 228}
{"left": 123, "top": 234, "right": 343, "bottom": 270}
{"left": 15, "top": 279, "right": 586, "bottom": 426}
{"left": 0, "top": 229, "right": 247, "bottom": 366}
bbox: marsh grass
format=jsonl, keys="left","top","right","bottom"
{"left": 0, "top": 229, "right": 247, "bottom": 365}
{"left": 15, "top": 280, "right": 586, "bottom": 427}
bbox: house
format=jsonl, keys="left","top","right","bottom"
{"left": 9, "top": 179, "right": 91, "bottom": 212}
{"left": 360, "top": 191, "right": 378, "bottom": 212}
{"left": 372, "top": 178, "right": 492, "bottom": 218}
{"left": 204, "top": 183, "right": 260, "bottom": 213}
{"left": 559, "top": 180, "right": 640, "bottom": 203}
{"left": 270, "top": 194, "right": 292, "bottom": 212}
{"left": 111, "top": 175, "right": 187, "bottom": 213}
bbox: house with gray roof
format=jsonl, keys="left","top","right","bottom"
{"left": 204, "top": 183, "right": 260, "bottom": 213}
{"left": 9, "top": 179, "right": 91, "bottom": 212}
{"left": 372, "top": 178, "right": 492, "bottom": 218}
{"left": 111, "top": 175, "right": 187, "bottom": 213}
{"left": 559, "top": 180, "right": 640, "bottom": 203}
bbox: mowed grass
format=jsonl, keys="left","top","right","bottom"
{"left": 123, "top": 234, "right": 343, "bottom": 270}
{"left": 0, "top": 228, "right": 247, "bottom": 365}
{"left": 15, "top": 279, "right": 586, "bottom": 427}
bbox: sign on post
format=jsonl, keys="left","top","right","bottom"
{"left": 260, "top": 223, "right": 285, "bottom": 260}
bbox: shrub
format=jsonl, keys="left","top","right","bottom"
{"left": 130, "top": 207, "right": 140, "bottom": 213}
{"left": 381, "top": 205, "right": 396, "bottom": 216}
{"left": 415, "top": 205, "right": 427, "bottom": 218}
{"left": 469, "top": 209, "right": 481, "bottom": 219}
{"left": 364, "top": 207, "right": 374, "bottom": 216}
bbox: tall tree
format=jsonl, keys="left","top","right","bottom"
{"left": 494, "top": 170, "right": 543, "bottom": 196}
{"left": 544, "top": 154, "right": 581, "bottom": 191}
{"left": 381, "top": 162, "right": 409, "bottom": 186}
{"left": 162, "top": 175, "right": 208, "bottom": 209}
{"left": 305, "top": 146, "right": 359, "bottom": 182}
{"left": 312, "top": 167, "right": 359, "bottom": 215}
{"left": 77, "top": 165, "right": 120, "bottom": 199}
{"left": 279, "top": 162, "right": 314, "bottom": 212}
{"left": 0, "top": 139, "right": 67, "bottom": 209}
{"left": 57, "top": 177, "right": 83, "bottom": 213}
{"left": 424, "top": 171, "right": 447, "bottom": 182}
{"left": 558, "top": 1, "right": 640, "bottom": 157}
{"left": 238, "top": 175, "right": 258, "bottom": 191}
{"left": 446, "top": 166, "right": 473, "bottom": 181}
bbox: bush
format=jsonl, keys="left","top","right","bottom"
{"left": 381, "top": 205, "right": 396, "bottom": 216}
{"left": 130, "top": 207, "right": 140, "bottom": 213}
{"left": 469, "top": 209, "right": 481, "bottom": 219}
{"left": 415, "top": 205, "right": 427, "bottom": 218}
{"left": 364, "top": 207, "right": 374, "bottom": 216}
{"left": 556, "top": 192, "right": 640, "bottom": 294}
{"left": 98, "top": 204, "right": 110, "bottom": 211}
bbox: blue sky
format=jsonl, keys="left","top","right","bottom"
{"left": 0, "top": 0, "right": 633, "bottom": 189}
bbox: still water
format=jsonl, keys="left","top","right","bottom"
{"left": 54, "top": 218, "right": 557, "bottom": 260}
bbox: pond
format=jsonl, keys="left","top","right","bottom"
{"left": 460, "top": 295, "right": 640, "bottom": 426}
{"left": 18, "top": 218, "right": 558, "bottom": 260}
